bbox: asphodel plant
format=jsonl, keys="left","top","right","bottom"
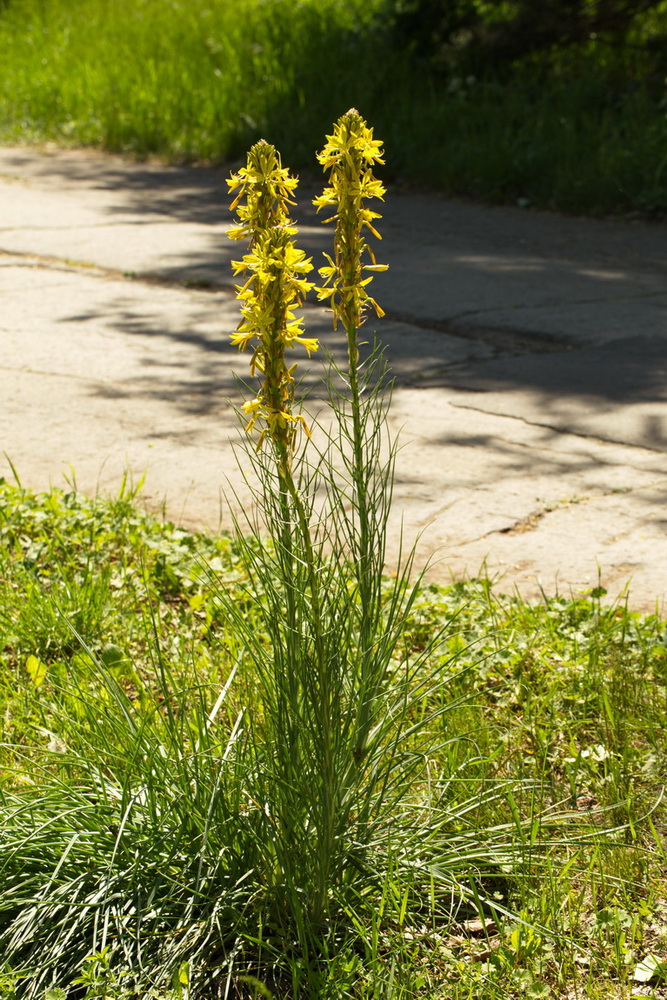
{"left": 314, "top": 110, "right": 388, "bottom": 585}
{"left": 224, "top": 116, "right": 442, "bottom": 957}
{"left": 314, "top": 110, "right": 390, "bottom": 760}
{"left": 223, "top": 114, "right": 525, "bottom": 989}
{"left": 227, "top": 139, "right": 335, "bottom": 935}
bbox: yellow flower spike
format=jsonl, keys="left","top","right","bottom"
{"left": 314, "top": 110, "right": 388, "bottom": 338}
{"left": 227, "top": 139, "right": 299, "bottom": 245}
{"left": 228, "top": 224, "right": 316, "bottom": 456}
{"left": 228, "top": 142, "right": 319, "bottom": 460}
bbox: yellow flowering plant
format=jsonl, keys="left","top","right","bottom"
{"left": 313, "top": 110, "right": 395, "bottom": 760}
{"left": 227, "top": 140, "right": 333, "bottom": 939}
{"left": 224, "top": 118, "right": 415, "bottom": 960}
{"left": 221, "top": 116, "right": 518, "bottom": 990}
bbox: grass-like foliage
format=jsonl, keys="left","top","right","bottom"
{"left": 0, "top": 0, "right": 666, "bottom": 216}
{"left": 1, "top": 117, "right": 667, "bottom": 1000}
{"left": 0, "top": 477, "right": 667, "bottom": 997}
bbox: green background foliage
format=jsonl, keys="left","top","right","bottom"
{"left": 389, "top": 0, "right": 667, "bottom": 73}
{"left": 0, "top": 0, "right": 666, "bottom": 215}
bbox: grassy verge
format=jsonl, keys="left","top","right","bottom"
{"left": 0, "top": 0, "right": 666, "bottom": 217}
{"left": 1, "top": 478, "right": 666, "bottom": 997}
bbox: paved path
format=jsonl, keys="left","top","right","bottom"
{"left": 1, "top": 144, "right": 666, "bottom": 610}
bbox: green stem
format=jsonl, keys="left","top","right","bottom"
{"left": 264, "top": 293, "right": 336, "bottom": 930}
{"left": 281, "top": 467, "right": 335, "bottom": 929}
{"left": 340, "top": 215, "right": 377, "bottom": 764}
{"left": 345, "top": 321, "right": 371, "bottom": 612}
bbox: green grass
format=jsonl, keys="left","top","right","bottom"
{"left": 0, "top": 0, "right": 386, "bottom": 162}
{"left": 1, "top": 0, "right": 666, "bottom": 216}
{"left": 1, "top": 478, "right": 667, "bottom": 997}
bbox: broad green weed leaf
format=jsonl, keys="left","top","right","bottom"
{"left": 25, "top": 654, "right": 47, "bottom": 687}
{"left": 100, "top": 644, "right": 130, "bottom": 671}
{"left": 634, "top": 953, "right": 667, "bottom": 983}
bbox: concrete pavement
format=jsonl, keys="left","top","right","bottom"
{"left": 1, "top": 144, "right": 666, "bottom": 610}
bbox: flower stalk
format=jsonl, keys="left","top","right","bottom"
{"left": 228, "top": 140, "right": 336, "bottom": 931}
{"left": 315, "top": 109, "right": 389, "bottom": 758}
{"left": 314, "top": 109, "right": 388, "bottom": 581}
{"left": 228, "top": 140, "right": 316, "bottom": 470}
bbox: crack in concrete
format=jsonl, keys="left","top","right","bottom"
{"left": 387, "top": 283, "right": 667, "bottom": 353}
{"left": 0, "top": 252, "right": 568, "bottom": 360}
{"left": 0, "top": 249, "right": 345, "bottom": 335}
{"left": 496, "top": 509, "right": 547, "bottom": 535}
{"left": 0, "top": 362, "right": 112, "bottom": 385}
{"left": 3, "top": 249, "right": 662, "bottom": 376}
{"left": 469, "top": 482, "right": 666, "bottom": 544}
{"left": 449, "top": 400, "right": 667, "bottom": 455}
{"left": 1, "top": 248, "right": 117, "bottom": 276}
{"left": 444, "top": 288, "right": 667, "bottom": 323}
{"left": 384, "top": 310, "right": 574, "bottom": 354}
{"left": 468, "top": 432, "right": 667, "bottom": 478}
{"left": 0, "top": 221, "right": 174, "bottom": 232}
{"left": 493, "top": 494, "right": 598, "bottom": 537}
{"left": 0, "top": 247, "right": 238, "bottom": 296}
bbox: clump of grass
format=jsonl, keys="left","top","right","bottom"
{"left": 377, "top": 69, "right": 667, "bottom": 217}
{"left": 0, "top": 0, "right": 385, "bottom": 162}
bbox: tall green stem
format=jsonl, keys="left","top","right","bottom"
{"left": 342, "top": 224, "right": 373, "bottom": 622}
{"left": 259, "top": 252, "right": 336, "bottom": 932}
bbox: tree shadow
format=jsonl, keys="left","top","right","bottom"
{"left": 3, "top": 145, "right": 666, "bottom": 335}
{"left": 4, "top": 146, "right": 667, "bottom": 458}
{"left": 437, "top": 335, "right": 667, "bottom": 451}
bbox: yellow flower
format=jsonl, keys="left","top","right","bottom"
{"left": 227, "top": 140, "right": 298, "bottom": 244}
{"left": 228, "top": 142, "right": 319, "bottom": 458}
{"left": 314, "top": 110, "right": 388, "bottom": 334}
{"left": 241, "top": 396, "right": 266, "bottom": 433}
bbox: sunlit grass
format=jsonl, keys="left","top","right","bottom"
{"left": 0, "top": 0, "right": 666, "bottom": 215}
{"left": 0, "top": 0, "right": 385, "bottom": 161}
{"left": 1, "top": 479, "right": 666, "bottom": 996}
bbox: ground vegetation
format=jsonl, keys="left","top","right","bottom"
{"left": 0, "top": 0, "right": 665, "bottom": 216}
